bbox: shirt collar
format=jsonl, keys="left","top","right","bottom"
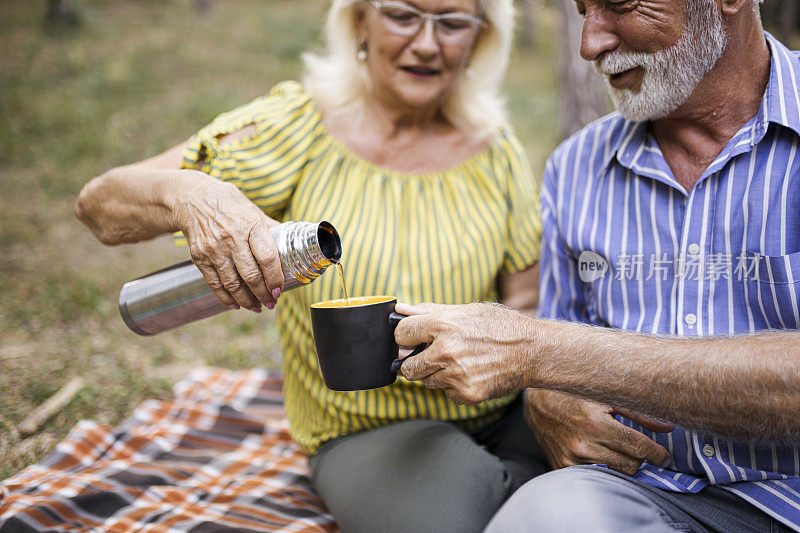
{"left": 599, "top": 115, "right": 642, "bottom": 174}
{"left": 751, "top": 31, "right": 800, "bottom": 143}
{"left": 600, "top": 31, "right": 800, "bottom": 174}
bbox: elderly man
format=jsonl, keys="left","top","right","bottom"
{"left": 394, "top": 0, "right": 800, "bottom": 530}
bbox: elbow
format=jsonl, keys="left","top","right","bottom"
{"left": 74, "top": 174, "right": 104, "bottom": 224}
{"left": 74, "top": 187, "right": 90, "bottom": 225}
{"left": 74, "top": 175, "right": 118, "bottom": 245}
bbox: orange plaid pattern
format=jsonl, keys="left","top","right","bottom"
{"left": 0, "top": 369, "right": 338, "bottom": 532}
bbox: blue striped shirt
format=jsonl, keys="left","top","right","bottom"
{"left": 537, "top": 32, "right": 800, "bottom": 530}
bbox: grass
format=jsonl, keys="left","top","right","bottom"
{"left": 0, "top": 0, "right": 561, "bottom": 479}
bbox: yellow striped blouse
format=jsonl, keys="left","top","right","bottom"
{"left": 180, "top": 81, "right": 542, "bottom": 454}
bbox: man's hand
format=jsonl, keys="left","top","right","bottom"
{"left": 394, "top": 302, "right": 531, "bottom": 404}
{"left": 524, "top": 388, "right": 674, "bottom": 476}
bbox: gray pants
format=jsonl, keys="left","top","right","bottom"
{"left": 309, "top": 397, "right": 549, "bottom": 533}
{"left": 485, "top": 465, "right": 794, "bottom": 532}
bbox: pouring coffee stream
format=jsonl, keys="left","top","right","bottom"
{"left": 335, "top": 262, "right": 349, "bottom": 305}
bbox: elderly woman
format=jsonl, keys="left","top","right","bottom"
{"left": 76, "top": 0, "right": 545, "bottom": 531}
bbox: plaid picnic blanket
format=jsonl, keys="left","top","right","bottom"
{"left": 0, "top": 369, "right": 338, "bottom": 532}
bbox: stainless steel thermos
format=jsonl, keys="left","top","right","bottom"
{"left": 119, "top": 221, "right": 342, "bottom": 336}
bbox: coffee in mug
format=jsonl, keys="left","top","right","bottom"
{"left": 312, "top": 296, "right": 394, "bottom": 308}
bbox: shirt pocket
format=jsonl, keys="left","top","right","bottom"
{"left": 743, "top": 251, "right": 800, "bottom": 330}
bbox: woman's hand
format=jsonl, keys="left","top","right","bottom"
{"left": 174, "top": 180, "right": 285, "bottom": 312}
{"left": 76, "top": 140, "right": 285, "bottom": 312}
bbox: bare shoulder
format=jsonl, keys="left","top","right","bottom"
{"left": 130, "top": 122, "right": 260, "bottom": 172}
{"left": 216, "top": 123, "right": 258, "bottom": 148}
{"left": 123, "top": 140, "right": 193, "bottom": 170}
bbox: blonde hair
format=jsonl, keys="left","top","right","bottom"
{"left": 302, "top": 0, "right": 515, "bottom": 141}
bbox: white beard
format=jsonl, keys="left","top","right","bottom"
{"left": 594, "top": 0, "right": 727, "bottom": 122}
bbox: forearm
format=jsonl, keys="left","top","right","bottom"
{"left": 524, "top": 320, "right": 800, "bottom": 443}
{"left": 499, "top": 264, "right": 539, "bottom": 315}
{"left": 75, "top": 166, "right": 224, "bottom": 244}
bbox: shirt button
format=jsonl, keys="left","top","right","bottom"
{"left": 685, "top": 313, "right": 697, "bottom": 326}
{"left": 702, "top": 444, "right": 715, "bottom": 458}
{"left": 688, "top": 243, "right": 701, "bottom": 255}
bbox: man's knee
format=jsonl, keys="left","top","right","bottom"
{"left": 485, "top": 466, "right": 676, "bottom": 533}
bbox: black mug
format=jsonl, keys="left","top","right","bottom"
{"left": 310, "top": 296, "right": 425, "bottom": 391}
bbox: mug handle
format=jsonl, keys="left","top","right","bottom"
{"left": 388, "top": 312, "right": 428, "bottom": 373}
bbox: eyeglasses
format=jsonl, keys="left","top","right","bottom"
{"left": 367, "top": 1, "right": 484, "bottom": 45}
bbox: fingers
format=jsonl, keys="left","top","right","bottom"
{"left": 420, "top": 369, "right": 447, "bottom": 390}
{"left": 600, "top": 420, "right": 672, "bottom": 469}
{"left": 527, "top": 393, "right": 671, "bottom": 476}
{"left": 231, "top": 248, "right": 272, "bottom": 310}
{"left": 395, "top": 302, "right": 450, "bottom": 316}
{"left": 218, "top": 222, "right": 284, "bottom": 310}
{"left": 394, "top": 303, "right": 427, "bottom": 316}
{"left": 557, "top": 434, "right": 658, "bottom": 476}
{"left": 595, "top": 450, "right": 649, "bottom": 477}
{"left": 397, "top": 348, "right": 440, "bottom": 382}
{"left": 550, "top": 435, "right": 643, "bottom": 475}
{"left": 394, "top": 303, "right": 514, "bottom": 404}
{"left": 216, "top": 258, "right": 261, "bottom": 310}
{"left": 194, "top": 261, "right": 238, "bottom": 309}
{"left": 394, "top": 314, "right": 436, "bottom": 348}
{"left": 612, "top": 406, "right": 676, "bottom": 433}
{"left": 193, "top": 251, "right": 274, "bottom": 313}
{"left": 188, "top": 219, "right": 285, "bottom": 311}
{"left": 249, "top": 224, "right": 285, "bottom": 300}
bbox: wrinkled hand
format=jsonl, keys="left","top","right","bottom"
{"left": 176, "top": 181, "right": 284, "bottom": 311}
{"left": 394, "top": 302, "right": 531, "bottom": 404}
{"left": 524, "top": 388, "right": 674, "bottom": 476}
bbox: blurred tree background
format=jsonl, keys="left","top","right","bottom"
{"left": 761, "top": 0, "right": 800, "bottom": 44}
{"left": 0, "top": 0, "right": 797, "bottom": 480}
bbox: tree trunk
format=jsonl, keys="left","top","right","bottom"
{"left": 760, "top": 0, "right": 800, "bottom": 44}
{"left": 45, "top": 0, "right": 80, "bottom": 26}
{"left": 194, "top": 0, "right": 212, "bottom": 15}
{"left": 516, "top": 0, "right": 542, "bottom": 49}
{"left": 778, "top": 0, "right": 799, "bottom": 45}
{"left": 557, "top": 0, "right": 609, "bottom": 140}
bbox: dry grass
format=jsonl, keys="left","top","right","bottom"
{"left": 0, "top": 0, "right": 560, "bottom": 480}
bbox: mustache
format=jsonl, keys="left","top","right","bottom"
{"left": 594, "top": 51, "right": 650, "bottom": 76}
